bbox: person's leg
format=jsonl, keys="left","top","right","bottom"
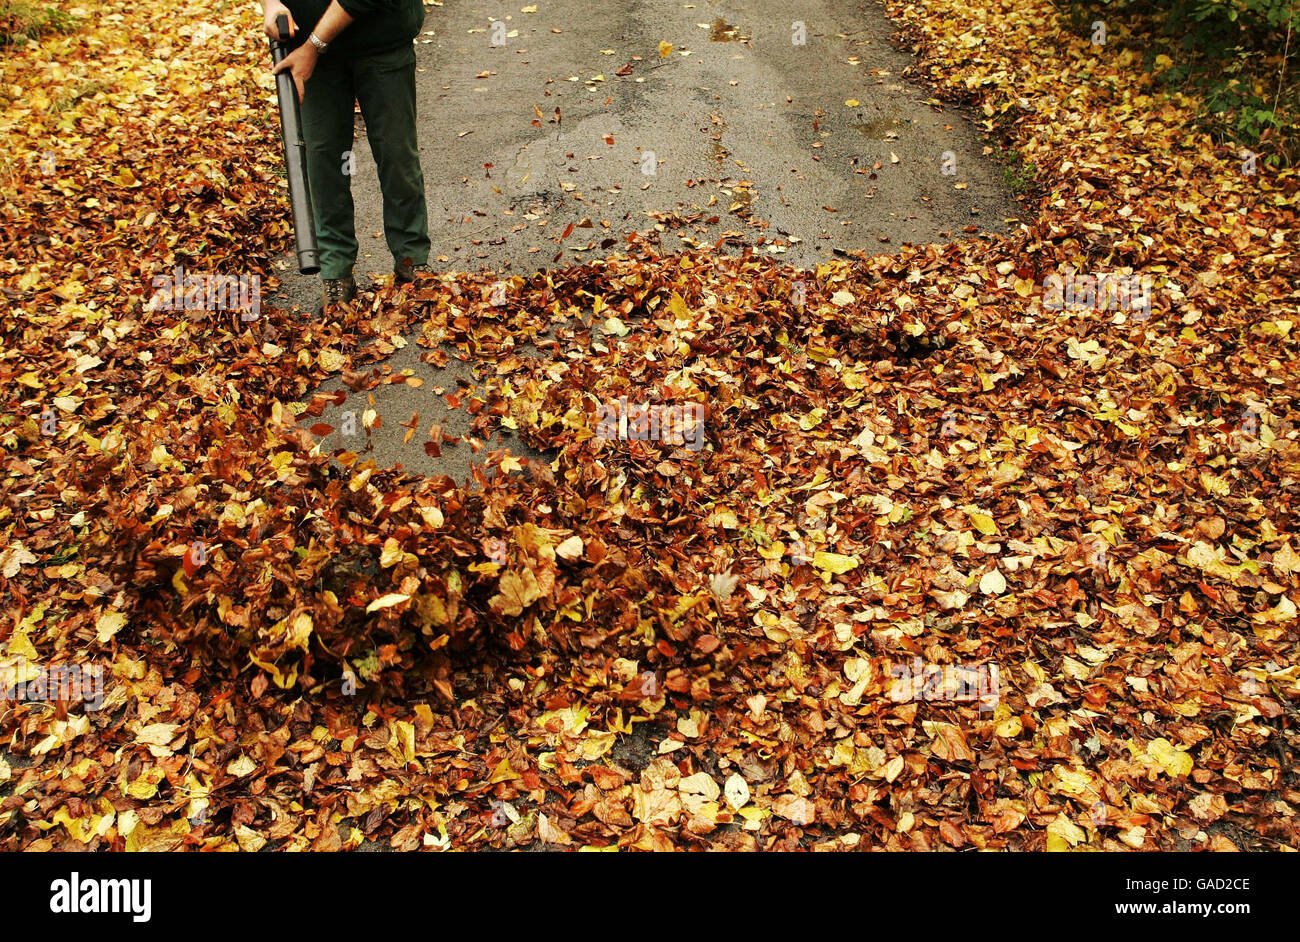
{"left": 351, "top": 44, "right": 430, "bottom": 273}
{"left": 300, "top": 60, "right": 358, "bottom": 281}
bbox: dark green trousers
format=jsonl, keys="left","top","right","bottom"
{"left": 300, "top": 44, "right": 430, "bottom": 280}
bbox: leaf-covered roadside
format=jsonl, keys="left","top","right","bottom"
{"left": 0, "top": 0, "right": 1297, "bottom": 851}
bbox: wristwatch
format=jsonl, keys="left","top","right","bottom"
{"left": 308, "top": 32, "right": 329, "bottom": 53}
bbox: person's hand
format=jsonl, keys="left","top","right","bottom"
{"left": 273, "top": 44, "right": 319, "bottom": 104}
{"left": 263, "top": 2, "right": 299, "bottom": 41}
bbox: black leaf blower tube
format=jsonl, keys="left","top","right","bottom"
{"left": 269, "top": 14, "right": 320, "bottom": 275}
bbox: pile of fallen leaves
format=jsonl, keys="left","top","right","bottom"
{"left": 1, "top": 0, "right": 1297, "bottom": 851}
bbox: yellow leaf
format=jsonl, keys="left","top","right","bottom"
{"left": 658, "top": 40, "right": 673, "bottom": 58}
{"left": 812, "top": 551, "right": 858, "bottom": 574}
{"left": 706, "top": 507, "right": 739, "bottom": 529}
{"left": 539, "top": 705, "right": 589, "bottom": 736}
{"left": 1047, "top": 812, "right": 1086, "bottom": 847}
{"left": 968, "top": 511, "right": 998, "bottom": 535}
{"left": 1254, "top": 594, "right": 1296, "bottom": 627}
{"left": 318, "top": 348, "right": 346, "bottom": 372}
{"left": 134, "top": 723, "right": 181, "bottom": 748}
{"left": 52, "top": 806, "right": 92, "bottom": 843}
{"left": 724, "top": 774, "right": 750, "bottom": 810}
{"left": 226, "top": 754, "right": 258, "bottom": 778}
{"left": 366, "top": 593, "right": 411, "bottom": 613}
{"left": 995, "top": 716, "right": 1022, "bottom": 738}
{"left": 125, "top": 767, "right": 166, "bottom": 800}
{"left": 1147, "top": 738, "right": 1193, "bottom": 777}
{"left": 489, "top": 568, "right": 542, "bottom": 616}
{"left": 284, "top": 611, "right": 313, "bottom": 650}
{"left": 577, "top": 729, "right": 616, "bottom": 761}
{"left": 379, "top": 537, "right": 404, "bottom": 568}
{"left": 1268, "top": 543, "right": 1300, "bottom": 574}
{"left": 235, "top": 824, "right": 267, "bottom": 852}
{"left": 488, "top": 758, "right": 521, "bottom": 783}
{"left": 1118, "top": 826, "right": 1147, "bottom": 848}
{"left": 1045, "top": 832, "right": 1073, "bottom": 852}
{"left": 1199, "top": 472, "right": 1230, "bottom": 497}
{"left": 390, "top": 720, "right": 416, "bottom": 763}
{"left": 679, "top": 771, "right": 720, "bottom": 802}
{"left": 538, "top": 812, "right": 572, "bottom": 844}
{"left": 882, "top": 755, "right": 905, "bottom": 782}
{"left": 8, "top": 630, "right": 38, "bottom": 660}
{"left": 1052, "top": 767, "right": 1097, "bottom": 798}
{"left": 798, "top": 408, "right": 826, "bottom": 430}
{"left": 979, "top": 568, "right": 1007, "bottom": 595}
{"left": 95, "top": 611, "right": 128, "bottom": 643}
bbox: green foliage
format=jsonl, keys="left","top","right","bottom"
{"left": 0, "top": 1, "right": 81, "bottom": 47}
{"left": 1062, "top": 0, "right": 1298, "bottom": 164}
{"left": 998, "top": 147, "right": 1038, "bottom": 195}
{"left": 51, "top": 78, "right": 106, "bottom": 113}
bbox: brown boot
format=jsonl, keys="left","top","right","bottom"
{"left": 315, "top": 275, "right": 356, "bottom": 317}
{"left": 394, "top": 258, "right": 431, "bottom": 286}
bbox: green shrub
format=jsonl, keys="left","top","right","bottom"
{"left": 0, "top": 1, "right": 82, "bottom": 47}
{"left": 1062, "top": 0, "right": 1298, "bottom": 165}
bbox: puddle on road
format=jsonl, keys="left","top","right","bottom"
{"left": 710, "top": 18, "right": 748, "bottom": 42}
{"left": 852, "top": 117, "right": 903, "bottom": 138}
{"left": 724, "top": 186, "right": 752, "bottom": 210}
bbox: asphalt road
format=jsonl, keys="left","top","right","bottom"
{"left": 278, "top": 0, "right": 1019, "bottom": 482}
